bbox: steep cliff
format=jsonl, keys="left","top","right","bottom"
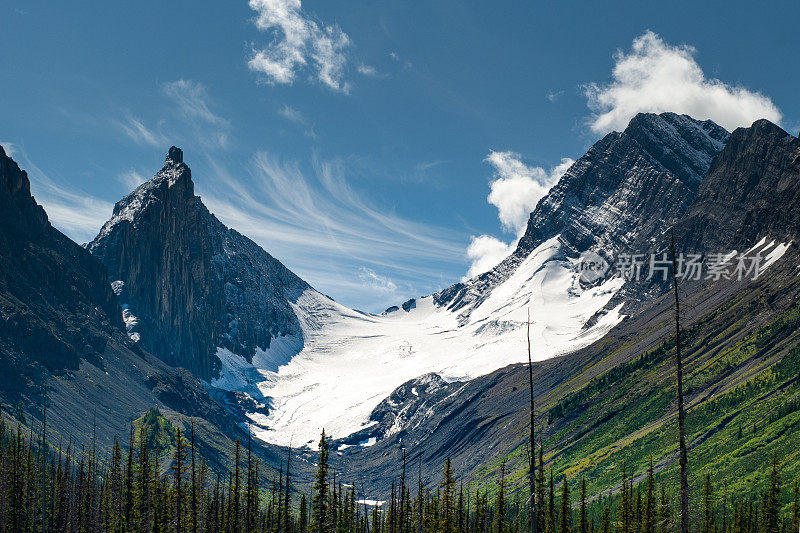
{"left": 88, "top": 147, "right": 310, "bottom": 379}
{"left": 676, "top": 119, "right": 800, "bottom": 250}
{"left": 435, "top": 113, "right": 729, "bottom": 318}
{"left": 0, "top": 145, "right": 123, "bottom": 374}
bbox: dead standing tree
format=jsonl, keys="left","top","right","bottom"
{"left": 527, "top": 308, "right": 538, "bottom": 533}
{"left": 669, "top": 229, "right": 690, "bottom": 533}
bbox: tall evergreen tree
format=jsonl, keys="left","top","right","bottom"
{"left": 579, "top": 478, "right": 587, "bottom": 533}
{"left": 441, "top": 458, "right": 456, "bottom": 533}
{"left": 644, "top": 459, "right": 655, "bottom": 533}
{"left": 763, "top": 454, "right": 780, "bottom": 533}
{"left": 492, "top": 461, "right": 505, "bottom": 533}
{"left": 701, "top": 473, "right": 714, "bottom": 533}
{"left": 313, "top": 430, "right": 331, "bottom": 533}
{"left": 558, "top": 478, "right": 570, "bottom": 533}
{"left": 172, "top": 427, "right": 187, "bottom": 533}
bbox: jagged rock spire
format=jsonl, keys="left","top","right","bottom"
{"left": 167, "top": 146, "right": 183, "bottom": 165}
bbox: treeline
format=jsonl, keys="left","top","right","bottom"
{"left": 1, "top": 409, "right": 797, "bottom": 533}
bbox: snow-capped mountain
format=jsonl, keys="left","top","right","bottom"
{"left": 332, "top": 117, "right": 800, "bottom": 494}
{"left": 247, "top": 113, "right": 731, "bottom": 448}
{"left": 436, "top": 112, "right": 729, "bottom": 318}
{"left": 87, "top": 147, "right": 310, "bottom": 379}
{"left": 84, "top": 113, "right": 733, "bottom": 450}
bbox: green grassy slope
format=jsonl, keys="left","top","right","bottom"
{"left": 468, "top": 249, "right": 800, "bottom": 521}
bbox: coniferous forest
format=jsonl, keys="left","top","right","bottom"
{"left": 0, "top": 405, "right": 796, "bottom": 533}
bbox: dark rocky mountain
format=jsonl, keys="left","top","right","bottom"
{"left": 0, "top": 145, "right": 221, "bottom": 447}
{"left": 87, "top": 147, "right": 310, "bottom": 379}
{"left": 0, "top": 143, "right": 306, "bottom": 486}
{"left": 676, "top": 119, "right": 800, "bottom": 251}
{"left": 335, "top": 373, "right": 458, "bottom": 448}
{"left": 0, "top": 145, "right": 123, "bottom": 376}
{"left": 436, "top": 113, "right": 729, "bottom": 320}
{"left": 343, "top": 118, "right": 800, "bottom": 496}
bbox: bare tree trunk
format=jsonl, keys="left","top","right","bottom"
{"left": 527, "top": 309, "right": 538, "bottom": 533}
{"left": 669, "top": 229, "right": 690, "bottom": 533}
{"left": 400, "top": 446, "right": 406, "bottom": 533}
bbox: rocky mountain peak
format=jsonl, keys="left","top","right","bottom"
{"left": 0, "top": 145, "right": 123, "bottom": 372}
{"left": 676, "top": 118, "right": 800, "bottom": 251}
{"left": 88, "top": 147, "right": 310, "bottom": 380}
{"left": 435, "top": 113, "right": 729, "bottom": 316}
{"left": 0, "top": 145, "right": 49, "bottom": 235}
{"left": 167, "top": 145, "right": 184, "bottom": 165}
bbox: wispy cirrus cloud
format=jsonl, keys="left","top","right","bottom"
{"left": 115, "top": 115, "right": 167, "bottom": 147}
{"left": 585, "top": 31, "right": 782, "bottom": 133}
{"left": 162, "top": 79, "right": 229, "bottom": 127}
{"left": 358, "top": 267, "right": 397, "bottom": 295}
{"left": 200, "top": 153, "right": 466, "bottom": 310}
{"left": 162, "top": 79, "right": 231, "bottom": 149}
{"left": 277, "top": 104, "right": 317, "bottom": 138}
{"left": 119, "top": 168, "right": 146, "bottom": 190}
{"left": 247, "top": 0, "right": 352, "bottom": 93}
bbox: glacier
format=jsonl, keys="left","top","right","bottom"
{"left": 212, "top": 236, "right": 626, "bottom": 448}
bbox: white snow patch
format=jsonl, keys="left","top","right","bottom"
{"left": 357, "top": 500, "right": 385, "bottom": 507}
{"left": 760, "top": 242, "right": 792, "bottom": 275}
{"left": 120, "top": 306, "right": 140, "bottom": 342}
{"left": 111, "top": 280, "right": 125, "bottom": 296}
{"left": 250, "top": 235, "right": 626, "bottom": 448}
{"left": 212, "top": 347, "right": 266, "bottom": 400}
{"left": 211, "top": 334, "right": 303, "bottom": 399}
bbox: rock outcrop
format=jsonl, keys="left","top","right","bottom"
{"left": 676, "top": 119, "right": 800, "bottom": 250}
{"left": 88, "top": 148, "right": 310, "bottom": 379}
{"left": 435, "top": 113, "right": 729, "bottom": 317}
{"left": 0, "top": 145, "right": 123, "bottom": 374}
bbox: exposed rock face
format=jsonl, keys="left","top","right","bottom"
{"left": 88, "top": 148, "right": 309, "bottom": 379}
{"left": 676, "top": 119, "right": 800, "bottom": 250}
{"left": 335, "top": 373, "right": 459, "bottom": 447}
{"left": 0, "top": 145, "right": 123, "bottom": 374}
{"left": 435, "top": 113, "right": 729, "bottom": 317}
{"left": 0, "top": 145, "right": 287, "bottom": 482}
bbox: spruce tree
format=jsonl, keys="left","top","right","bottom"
{"left": 547, "top": 470, "right": 555, "bottom": 533}
{"left": 701, "top": 473, "right": 714, "bottom": 533}
{"left": 579, "top": 478, "right": 587, "bottom": 533}
{"left": 492, "top": 461, "right": 505, "bottom": 533}
{"left": 312, "top": 430, "right": 331, "bottom": 533}
{"left": 442, "top": 458, "right": 456, "bottom": 533}
{"left": 558, "top": 477, "right": 571, "bottom": 533}
{"left": 764, "top": 454, "right": 780, "bottom": 533}
{"left": 644, "top": 459, "right": 655, "bottom": 533}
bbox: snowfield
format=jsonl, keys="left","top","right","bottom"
{"left": 213, "top": 236, "right": 626, "bottom": 448}
{"left": 209, "top": 235, "right": 793, "bottom": 449}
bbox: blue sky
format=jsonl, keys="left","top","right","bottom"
{"left": 2, "top": 0, "right": 797, "bottom": 311}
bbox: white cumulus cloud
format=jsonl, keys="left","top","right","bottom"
{"left": 486, "top": 151, "right": 573, "bottom": 235}
{"left": 464, "top": 235, "right": 513, "bottom": 279}
{"left": 464, "top": 152, "right": 573, "bottom": 280}
{"left": 248, "top": 0, "right": 352, "bottom": 93}
{"left": 585, "top": 31, "right": 782, "bottom": 133}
